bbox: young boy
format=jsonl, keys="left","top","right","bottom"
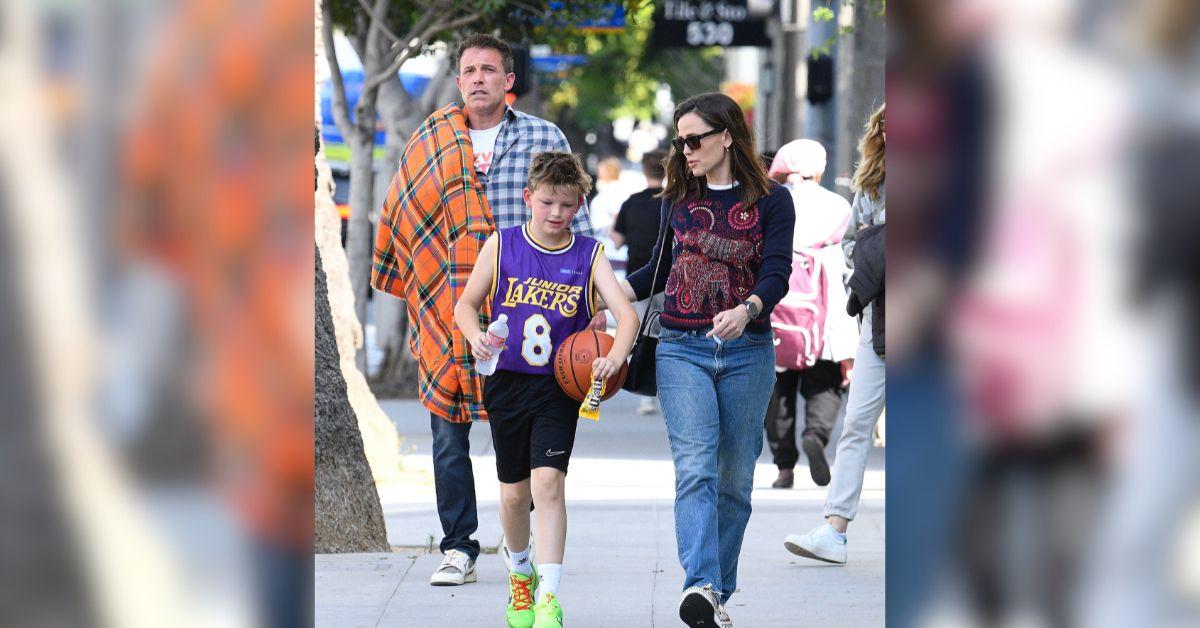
{"left": 454, "top": 151, "right": 638, "bottom": 628}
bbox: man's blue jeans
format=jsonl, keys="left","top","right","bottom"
{"left": 656, "top": 326, "right": 776, "bottom": 602}
{"left": 430, "top": 413, "right": 480, "bottom": 560}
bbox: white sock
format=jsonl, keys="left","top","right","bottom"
{"left": 506, "top": 543, "right": 533, "bottom": 576}
{"left": 827, "top": 523, "right": 847, "bottom": 543}
{"left": 537, "top": 564, "right": 562, "bottom": 599}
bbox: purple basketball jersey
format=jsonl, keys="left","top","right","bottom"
{"left": 490, "top": 225, "right": 602, "bottom": 375}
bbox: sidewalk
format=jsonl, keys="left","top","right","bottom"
{"left": 316, "top": 392, "right": 885, "bottom": 627}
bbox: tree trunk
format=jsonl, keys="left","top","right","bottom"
{"left": 367, "top": 308, "right": 421, "bottom": 398}
{"left": 345, "top": 131, "right": 376, "bottom": 372}
{"left": 317, "top": 123, "right": 405, "bottom": 486}
{"left": 0, "top": 179, "right": 95, "bottom": 628}
{"left": 836, "top": 0, "right": 885, "bottom": 186}
{"left": 315, "top": 245, "right": 389, "bottom": 553}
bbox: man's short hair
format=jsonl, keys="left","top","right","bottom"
{"left": 641, "top": 150, "right": 667, "bottom": 181}
{"left": 527, "top": 151, "right": 592, "bottom": 199}
{"left": 455, "top": 34, "right": 514, "bottom": 74}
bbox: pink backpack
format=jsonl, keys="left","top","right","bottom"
{"left": 948, "top": 197, "right": 1079, "bottom": 442}
{"left": 771, "top": 249, "right": 828, "bottom": 370}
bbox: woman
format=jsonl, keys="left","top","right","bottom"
{"left": 620, "top": 92, "right": 795, "bottom": 627}
{"left": 842, "top": 103, "right": 886, "bottom": 263}
{"left": 784, "top": 102, "right": 886, "bottom": 566}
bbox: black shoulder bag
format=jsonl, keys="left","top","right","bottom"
{"left": 621, "top": 199, "right": 672, "bottom": 397}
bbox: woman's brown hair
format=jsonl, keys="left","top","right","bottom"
{"left": 662, "top": 92, "right": 773, "bottom": 206}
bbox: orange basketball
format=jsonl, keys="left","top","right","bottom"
{"left": 553, "top": 330, "right": 627, "bottom": 402}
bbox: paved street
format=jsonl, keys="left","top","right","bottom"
{"left": 316, "top": 390, "right": 884, "bottom": 627}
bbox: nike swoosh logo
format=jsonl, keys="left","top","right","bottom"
{"left": 545, "top": 449, "right": 566, "bottom": 457}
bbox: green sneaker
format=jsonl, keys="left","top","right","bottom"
{"left": 532, "top": 592, "right": 563, "bottom": 628}
{"left": 506, "top": 567, "right": 538, "bottom": 628}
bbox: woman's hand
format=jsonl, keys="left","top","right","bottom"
{"left": 707, "top": 304, "right": 752, "bottom": 341}
{"left": 467, "top": 331, "right": 495, "bottom": 362}
{"left": 591, "top": 357, "right": 620, "bottom": 381}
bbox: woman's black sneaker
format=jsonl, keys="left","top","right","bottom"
{"left": 802, "top": 434, "right": 831, "bottom": 486}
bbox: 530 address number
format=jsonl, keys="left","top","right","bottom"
{"left": 686, "top": 21, "right": 735, "bottom": 46}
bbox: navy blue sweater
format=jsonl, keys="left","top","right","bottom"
{"left": 626, "top": 182, "right": 795, "bottom": 333}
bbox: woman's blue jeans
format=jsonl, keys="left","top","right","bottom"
{"left": 656, "top": 325, "right": 777, "bottom": 603}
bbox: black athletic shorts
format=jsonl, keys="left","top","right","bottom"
{"left": 483, "top": 370, "right": 581, "bottom": 483}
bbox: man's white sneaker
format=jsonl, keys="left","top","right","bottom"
{"left": 679, "top": 584, "right": 733, "bottom": 627}
{"left": 429, "top": 548, "right": 477, "bottom": 586}
{"left": 636, "top": 398, "right": 659, "bottom": 415}
{"left": 784, "top": 523, "right": 848, "bottom": 564}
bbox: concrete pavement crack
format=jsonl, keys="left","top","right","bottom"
{"left": 374, "top": 554, "right": 417, "bottom": 628}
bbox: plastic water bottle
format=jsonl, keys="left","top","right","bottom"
{"left": 475, "top": 314, "right": 509, "bottom": 376}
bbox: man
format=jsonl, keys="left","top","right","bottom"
{"left": 764, "top": 139, "right": 858, "bottom": 488}
{"left": 372, "top": 33, "right": 594, "bottom": 587}
{"left": 611, "top": 150, "right": 666, "bottom": 415}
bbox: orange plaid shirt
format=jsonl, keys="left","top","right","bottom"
{"left": 372, "top": 104, "right": 493, "bottom": 423}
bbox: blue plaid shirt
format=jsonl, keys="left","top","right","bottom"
{"left": 469, "top": 105, "right": 594, "bottom": 236}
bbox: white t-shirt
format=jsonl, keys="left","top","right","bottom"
{"left": 469, "top": 122, "right": 502, "bottom": 176}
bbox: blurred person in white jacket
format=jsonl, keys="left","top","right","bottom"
{"left": 588, "top": 157, "right": 628, "bottom": 239}
{"left": 762, "top": 140, "right": 859, "bottom": 488}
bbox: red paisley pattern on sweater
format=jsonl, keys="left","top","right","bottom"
{"left": 661, "top": 196, "right": 764, "bottom": 327}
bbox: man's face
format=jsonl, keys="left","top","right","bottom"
{"left": 455, "top": 47, "right": 515, "bottom": 116}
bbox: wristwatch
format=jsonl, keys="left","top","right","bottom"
{"left": 741, "top": 299, "right": 760, "bottom": 319}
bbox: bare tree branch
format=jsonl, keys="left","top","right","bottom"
{"left": 361, "top": 0, "right": 392, "bottom": 69}
{"left": 509, "top": 0, "right": 547, "bottom": 15}
{"left": 418, "top": 53, "right": 454, "bottom": 112}
{"left": 359, "top": 4, "right": 439, "bottom": 83}
{"left": 352, "top": 10, "right": 369, "bottom": 60}
{"left": 355, "top": 0, "right": 403, "bottom": 47}
{"left": 362, "top": 10, "right": 481, "bottom": 93}
{"left": 321, "top": 0, "right": 358, "bottom": 139}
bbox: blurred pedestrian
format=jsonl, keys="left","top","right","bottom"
{"left": 619, "top": 92, "right": 795, "bottom": 627}
{"left": 588, "top": 156, "right": 632, "bottom": 280}
{"left": 842, "top": 104, "right": 886, "bottom": 263}
{"left": 611, "top": 150, "right": 668, "bottom": 415}
{"left": 372, "top": 33, "right": 595, "bottom": 588}
{"left": 763, "top": 139, "right": 858, "bottom": 488}
{"left": 120, "top": 2, "right": 315, "bottom": 624}
{"left": 588, "top": 156, "right": 627, "bottom": 239}
{"left": 784, "top": 106, "right": 887, "bottom": 565}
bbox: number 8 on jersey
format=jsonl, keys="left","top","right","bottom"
{"left": 489, "top": 224, "right": 602, "bottom": 376}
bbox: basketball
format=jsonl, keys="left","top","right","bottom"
{"left": 553, "top": 330, "right": 627, "bottom": 402}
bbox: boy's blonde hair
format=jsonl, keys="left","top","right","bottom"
{"left": 526, "top": 151, "right": 593, "bottom": 199}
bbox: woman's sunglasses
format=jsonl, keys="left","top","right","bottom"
{"left": 671, "top": 127, "right": 725, "bottom": 152}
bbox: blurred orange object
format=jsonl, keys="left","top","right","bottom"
{"left": 120, "top": 0, "right": 314, "bottom": 549}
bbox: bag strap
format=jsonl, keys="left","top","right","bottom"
{"left": 631, "top": 198, "right": 672, "bottom": 344}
